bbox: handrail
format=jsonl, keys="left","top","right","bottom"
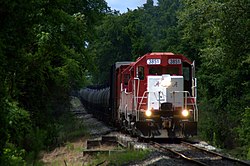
{"left": 137, "top": 91, "right": 149, "bottom": 110}
{"left": 133, "top": 78, "right": 139, "bottom": 120}
{"left": 124, "top": 88, "right": 132, "bottom": 95}
{"left": 171, "top": 91, "right": 198, "bottom": 122}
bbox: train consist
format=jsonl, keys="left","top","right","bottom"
{"left": 80, "top": 52, "right": 198, "bottom": 138}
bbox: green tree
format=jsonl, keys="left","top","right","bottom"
{"left": 0, "top": 0, "right": 108, "bottom": 163}
{"left": 89, "top": 0, "right": 184, "bottom": 84}
{"left": 178, "top": 0, "right": 250, "bottom": 150}
{"left": 88, "top": 14, "right": 133, "bottom": 83}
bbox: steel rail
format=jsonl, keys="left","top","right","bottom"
{"left": 150, "top": 141, "right": 208, "bottom": 166}
{"left": 181, "top": 141, "right": 250, "bottom": 166}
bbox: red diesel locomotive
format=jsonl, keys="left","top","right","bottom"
{"left": 80, "top": 52, "right": 198, "bottom": 138}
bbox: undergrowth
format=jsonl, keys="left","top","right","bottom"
{"left": 87, "top": 149, "right": 151, "bottom": 165}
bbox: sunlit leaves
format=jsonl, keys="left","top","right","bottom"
{"left": 37, "top": 32, "right": 51, "bottom": 47}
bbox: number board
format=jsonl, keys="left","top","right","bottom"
{"left": 168, "top": 59, "right": 181, "bottom": 65}
{"left": 147, "top": 59, "right": 161, "bottom": 65}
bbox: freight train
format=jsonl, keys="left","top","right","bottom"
{"left": 80, "top": 52, "right": 198, "bottom": 138}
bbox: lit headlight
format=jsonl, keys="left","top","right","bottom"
{"left": 145, "top": 109, "right": 152, "bottom": 117}
{"left": 182, "top": 109, "right": 189, "bottom": 117}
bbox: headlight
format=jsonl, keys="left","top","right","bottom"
{"left": 145, "top": 109, "right": 152, "bottom": 117}
{"left": 182, "top": 109, "right": 189, "bottom": 117}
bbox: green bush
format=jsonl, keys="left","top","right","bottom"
{"left": 247, "top": 148, "right": 250, "bottom": 160}
{"left": 6, "top": 101, "right": 50, "bottom": 162}
{"left": 238, "top": 107, "right": 250, "bottom": 146}
{"left": 2, "top": 143, "right": 26, "bottom": 166}
{"left": 25, "top": 127, "right": 47, "bottom": 162}
{"left": 236, "top": 107, "right": 250, "bottom": 159}
{"left": 6, "top": 101, "right": 32, "bottom": 149}
{"left": 89, "top": 149, "right": 150, "bottom": 165}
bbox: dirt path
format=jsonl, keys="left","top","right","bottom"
{"left": 39, "top": 96, "right": 112, "bottom": 165}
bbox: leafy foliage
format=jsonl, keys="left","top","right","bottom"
{"left": 0, "top": 0, "right": 107, "bottom": 163}
{"left": 179, "top": 0, "right": 250, "bottom": 151}
{"left": 238, "top": 108, "right": 250, "bottom": 146}
{"left": 88, "top": 0, "right": 183, "bottom": 83}
{"left": 237, "top": 108, "right": 250, "bottom": 159}
{"left": 2, "top": 144, "right": 26, "bottom": 166}
{"left": 6, "top": 101, "right": 32, "bottom": 149}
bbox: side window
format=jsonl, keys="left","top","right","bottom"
{"left": 138, "top": 66, "right": 144, "bottom": 80}
{"left": 131, "top": 69, "right": 134, "bottom": 77}
{"left": 183, "top": 67, "right": 190, "bottom": 81}
{"left": 124, "top": 74, "right": 130, "bottom": 86}
{"left": 182, "top": 62, "right": 192, "bottom": 94}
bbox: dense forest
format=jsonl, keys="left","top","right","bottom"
{"left": 0, "top": 0, "right": 249, "bottom": 164}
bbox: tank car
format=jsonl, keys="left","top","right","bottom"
{"left": 81, "top": 52, "right": 198, "bottom": 138}
{"left": 79, "top": 87, "right": 110, "bottom": 120}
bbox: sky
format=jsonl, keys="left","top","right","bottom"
{"left": 105, "top": 0, "right": 155, "bottom": 13}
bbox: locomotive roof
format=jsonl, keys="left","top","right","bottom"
{"left": 147, "top": 52, "right": 175, "bottom": 56}
{"left": 142, "top": 52, "right": 192, "bottom": 64}
{"left": 115, "top": 61, "right": 132, "bottom": 69}
{"left": 117, "top": 52, "right": 192, "bottom": 74}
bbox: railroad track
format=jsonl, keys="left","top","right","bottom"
{"left": 150, "top": 141, "right": 250, "bottom": 166}
{"left": 181, "top": 141, "right": 250, "bottom": 166}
